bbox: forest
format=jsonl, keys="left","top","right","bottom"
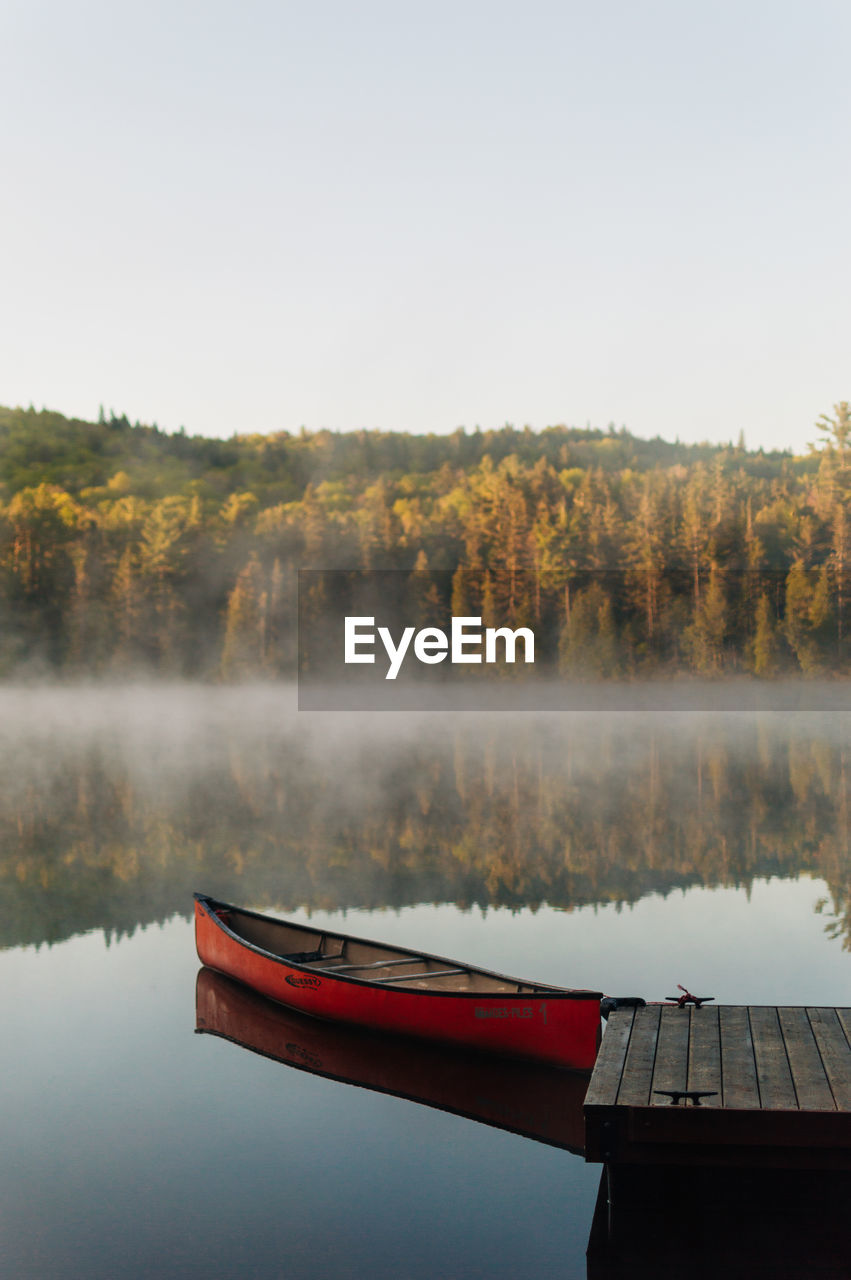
{"left": 1, "top": 401, "right": 851, "bottom": 677}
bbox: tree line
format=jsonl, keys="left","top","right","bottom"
{"left": 2, "top": 401, "right": 851, "bottom": 676}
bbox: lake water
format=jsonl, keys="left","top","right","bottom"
{"left": 1, "top": 685, "right": 849, "bottom": 1278}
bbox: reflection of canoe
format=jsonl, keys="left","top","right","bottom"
{"left": 195, "top": 967, "right": 590, "bottom": 1153}
{"left": 194, "top": 893, "right": 603, "bottom": 1069}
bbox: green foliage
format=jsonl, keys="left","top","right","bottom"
{"left": 559, "top": 581, "right": 621, "bottom": 677}
{"left": 683, "top": 568, "right": 728, "bottom": 674}
{"left": 0, "top": 401, "right": 850, "bottom": 676}
{"left": 221, "top": 554, "right": 268, "bottom": 678}
{"left": 751, "top": 594, "right": 780, "bottom": 676}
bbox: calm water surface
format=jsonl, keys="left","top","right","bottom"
{"left": 1, "top": 686, "right": 849, "bottom": 1278}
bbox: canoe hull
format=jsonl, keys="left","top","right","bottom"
{"left": 194, "top": 896, "right": 602, "bottom": 1069}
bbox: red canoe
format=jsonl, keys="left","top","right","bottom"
{"left": 194, "top": 893, "right": 603, "bottom": 1069}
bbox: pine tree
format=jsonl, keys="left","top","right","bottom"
{"left": 221, "top": 555, "right": 268, "bottom": 679}
{"left": 784, "top": 563, "right": 819, "bottom": 674}
{"left": 751, "top": 594, "right": 779, "bottom": 676}
{"left": 111, "top": 546, "right": 143, "bottom": 669}
{"left": 559, "top": 581, "right": 619, "bottom": 677}
{"left": 684, "top": 565, "right": 727, "bottom": 673}
{"left": 409, "top": 549, "right": 444, "bottom": 630}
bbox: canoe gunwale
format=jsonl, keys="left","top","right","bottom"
{"left": 194, "top": 893, "right": 602, "bottom": 1003}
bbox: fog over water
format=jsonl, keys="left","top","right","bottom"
{"left": 2, "top": 681, "right": 850, "bottom": 953}
{"left": 1, "top": 682, "right": 850, "bottom": 1278}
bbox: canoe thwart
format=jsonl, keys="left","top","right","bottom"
{"left": 372, "top": 967, "right": 467, "bottom": 984}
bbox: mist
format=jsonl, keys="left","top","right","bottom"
{"left": 1, "top": 681, "right": 849, "bottom": 952}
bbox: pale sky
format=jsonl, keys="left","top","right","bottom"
{"left": 2, "top": 1, "right": 849, "bottom": 453}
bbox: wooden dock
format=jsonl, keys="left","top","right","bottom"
{"left": 584, "top": 1004, "right": 851, "bottom": 1168}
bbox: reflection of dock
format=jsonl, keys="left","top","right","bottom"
{"left": 584, "top": 1003, "right": 851, "bottom": 1279}
{"left": 195, "top": 967, "right": 589, "bottom": 1154}
{"left": 586, "top": 1163, "right": 851, "bottom": 1279}
{"left": 585, "top": 1003, "right": 851, "bottom": 1168}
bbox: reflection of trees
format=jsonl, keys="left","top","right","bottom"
{"left": 1, "top": 709, "right": 850, "bottom": 950}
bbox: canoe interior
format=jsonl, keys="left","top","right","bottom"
{"left": 223, "top": 905, "right": 558, "bottom": 995}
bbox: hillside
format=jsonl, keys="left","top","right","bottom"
{"left": 0, "top": 401, "right": 845, "bottom": 678}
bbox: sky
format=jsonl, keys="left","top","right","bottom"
{"left": 2, "top": 0, "right": 850, "bottom": 453}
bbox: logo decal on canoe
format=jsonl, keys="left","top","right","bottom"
{"left": 285, "top": 974, "right": 321, "bottom": 990}
{"left": 473, "top": 1003, "right": 548, "bottom": 1023}
{"left": 474, "top": 1005, "right": 534, "bottom": 1020}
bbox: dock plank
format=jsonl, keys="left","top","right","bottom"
{"left": 650, "top": 1006, "right": 691, "bottom": 1105}
{"left": 719, "top": 1005, "right": 760, "bottom": 1109}
{"left": 807, "top": 1007, "right": 851, "bottom": 1112}
{"left": 687, "top": 1004, "right": 721, "bottom": 1107}
{"left": 836, "top": 1008, "right": 851, "bottom": 1047}
{"left": 778, "top": 1007, "right": 835, "bottom": 1112}
{"left": 584, "top": 1007, "right": 634, "bottom": 1109}
{"left": 749, "top": 1006, "right": 797, "bottom": 1110}
{"left": 617, "top": 1003, "right": 661, "bottom": 1106}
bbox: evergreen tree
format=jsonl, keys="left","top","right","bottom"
{"left": 684, "top": 566, "right": 727, "bottom": 674}
{"left": 784, "top": 563, "right": 820, "bottom": 674}
{"left": 751, "top": 594, "right": 779, "bottom": 676}
{"left": 559, "top": 581, "right": 619, "bottom": 677}
{"left": 221, "top": 555, "right": 268, "bottom": 678}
